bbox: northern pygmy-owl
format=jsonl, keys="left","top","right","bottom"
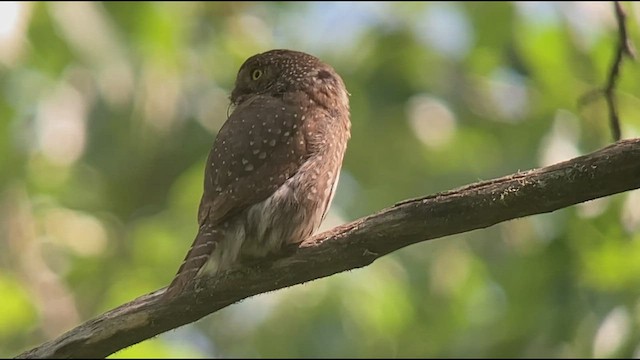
{"left": 165, "top": 49, "right": 351, "bottom": 298}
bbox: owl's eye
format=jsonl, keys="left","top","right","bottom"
{"left": 251, "top": 69, "right": 263, "bottom": 80}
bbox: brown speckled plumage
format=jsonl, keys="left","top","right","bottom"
{"left": 165, "top": 50, "right": 350, "bottom": 298}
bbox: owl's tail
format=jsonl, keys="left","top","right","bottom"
{"left": 164, "top": 223, "right": 218, "bottom": 300}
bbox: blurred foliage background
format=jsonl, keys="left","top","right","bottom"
{"left": 1, "top": 1, "right": 640, "bottom": 358}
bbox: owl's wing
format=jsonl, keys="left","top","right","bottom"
{"left": 200, "top": 93, "right": 313, "bottom": 226}
{"left": 166, "top": 94, "right": 314, "bottom": 299}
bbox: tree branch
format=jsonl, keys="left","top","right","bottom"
{"left": 578, "top": 2, "right": 636, "bottom": 141}
{"left": 16, "top": 138, "right": 640, "bottom": 359}
{"left": 604, "top": 1, "right": 636, "bottom": 141}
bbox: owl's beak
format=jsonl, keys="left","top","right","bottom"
{"left": 229, "top": 89, "right": 240, "bottom": 105}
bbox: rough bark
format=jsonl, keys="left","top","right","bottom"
{"left": 16, "top": 138, "right": 640, "bottom": 359}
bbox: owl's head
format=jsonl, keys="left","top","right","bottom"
{"left": 230, "top": 49, "right": 348, "bottom": 109}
